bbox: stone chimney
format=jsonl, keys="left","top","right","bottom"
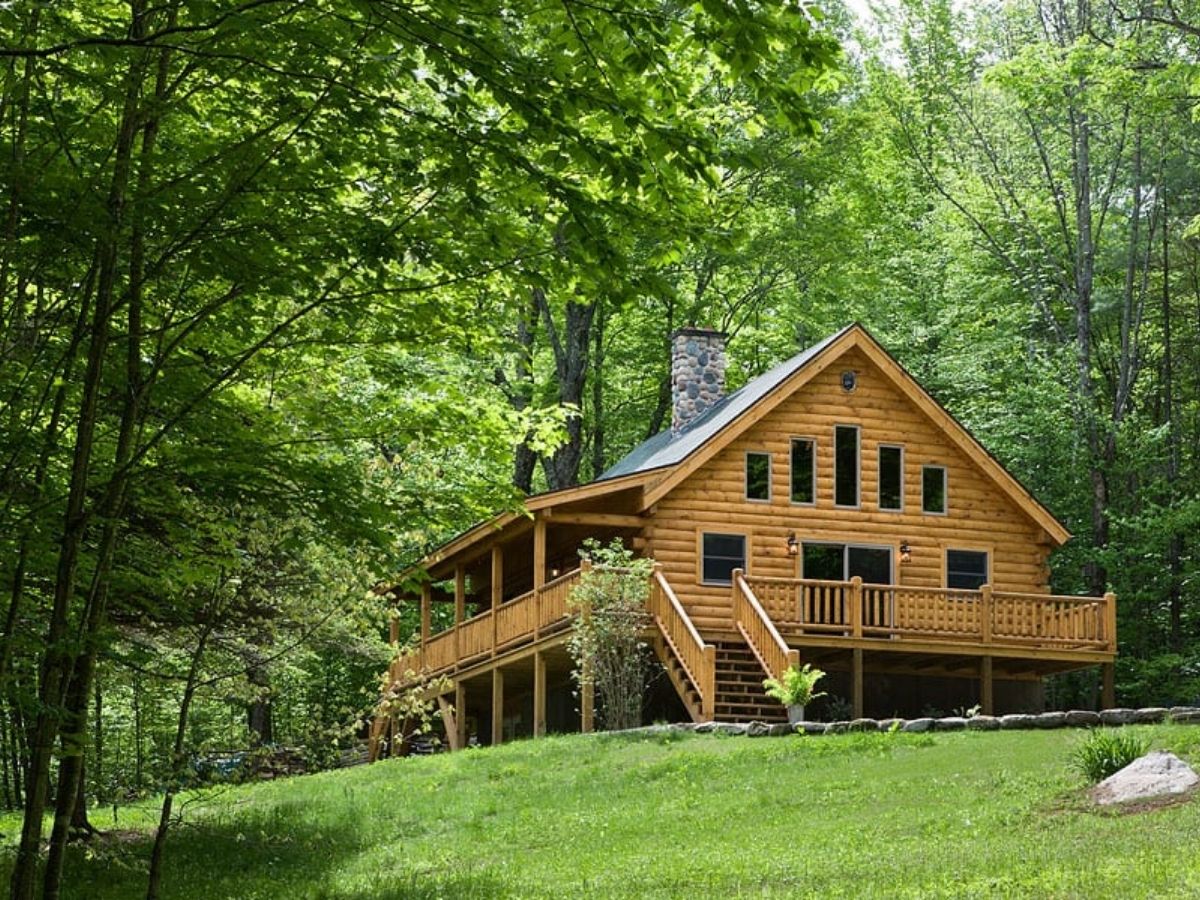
{"left": 671, "top": 327, "right": 727, "bottom": 434}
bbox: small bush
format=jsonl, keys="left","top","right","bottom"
{"left": 1070, "top": 729, "right": 1150, "bottom": 784}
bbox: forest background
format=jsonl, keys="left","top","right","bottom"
{"left": 1, "top": 1, "right": 1198, "bottom": 897}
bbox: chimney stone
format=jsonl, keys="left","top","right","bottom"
{"left": 671, "top": 327, "right": 727, "bottom": 434}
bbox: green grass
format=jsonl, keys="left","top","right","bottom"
{"left": 4, "top": 725, "right": 1200, "bottom": 898}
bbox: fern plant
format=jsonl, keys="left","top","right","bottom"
{"left": 762, "top": 664, "right": 826, "bottom": 708}
{"left": 1071, "top": 729, "right": 1150, "bottom": 783}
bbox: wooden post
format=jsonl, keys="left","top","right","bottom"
{"left": 701, "top": 644, "right": 716, "bottom": 721}
{"left": 533, "top": 651, "right": 546, "bottom": 738}
{"left": 533, "top": 516, "right": 546, "bottom": 592}
{"left": 454, "top": 565, "right": 465, "bottom": 664}
{"left": 491, "top": 668, "right": 504, "bottom": 746}
{"left": 1103, "top": 591, "right": 1117, "bottom": 652}
{"left": 980, "top": 656, "right": 994, "bottom": 716}
{"left": 420, "top": 583, "right": 431, "bottom": 646}
{"left": 1101, "top": 662, "right": 1116, "bottom": 710}
{"left": 850, "top": 576, "right": 863, "bottom": 639}
{"left": 980, "top": 584, "right": 993, "bottom": 645}
{"left": 851, "top": 648, "right": 864, "bottom": 719}
{"left": 455, "top": 680, "right": 468, "bottom": 750}
{"left": 438, "top": 693, "right": 460, "bottom": 753}
{"left": 491, "top": 546, "right": 503, "bottom": 656}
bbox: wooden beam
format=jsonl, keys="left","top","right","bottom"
{"left": 980, "top": 656, "right": 994, "bottom": 716}
{"left": 852, "top": 648, "right": 864, "bottom": 719}
{"left": 1101, "top": 662, "right": 1116, "bottom": 709}
{"left": 533, "top": 515, "right": 546, "bottom": 592}
{"left": 420, "top": 583, "right": 431, "bottom": 645}
{"left": 454, "top": 680, "right": 468, "bottom": 750}
{"left": 542, "top": 512, "right": 646, "bottom": 529}
{"left": 454, "top": 566, "right": 466, "bottom": 625}
{"left": 492, "top": 668, "right": 504, "bottom": 746}
{"left": 491, "top": 546, "right": 503, "bottom": 609}
{"left": 533, "top": 651, "right": 546, "bottom": 737}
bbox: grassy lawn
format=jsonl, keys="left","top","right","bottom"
{"left": 3, "top": 725, "right": 1200, "bottom": 898}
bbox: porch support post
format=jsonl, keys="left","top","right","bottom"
{"left": 533, "top": 515, "right": 546, "bottom": 591}
{"left": 420, "top": 583, "right": 431, "bottom": 646}
{"left": 491, "top": 546, "right": 503, "bottom": 656}
{"left": 1101, "top": 662, "right": 1116, "bottom": 709}
{"left": 851, "top": 648, "right": 864, "bottom": 719}
{"left": 454, "top": 680, "right": 468, "bottom": 750}
{"left": 533, "top": 651, "right": 547, "bottom": 737}
{"left": 492, "top": 667, "right": 504, "bottom": 746}
{"left": 980, "top": 656, "right": 994, "bottom": 716}
{"left": 454, "top": 565, "right": 465, "bottom": 663}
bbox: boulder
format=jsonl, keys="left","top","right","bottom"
{"left": 848, "top": 718, "right": 880, "bottom": 733}
{"left": 999, "top": 714, "right": 1038, "bottom": 730}
{"left": 1035, "top": 711, "right": 1067, "bottom": 729}
{"left": 1133, "top": 708, "right": 1168, "bottom": 725}
{"left": 1169, "top": 706, "right": 1200, "bottom": 720}
{"left": 1093, "top": 751, "right": 1199, "bottom": 806}
{"left": 1064, "top": 710, "right": 1101, "bottom": 727}
{"left": 694, "top": 721, "right": 717, "bottom": 734}
{"left": 714, "top": 722, "right": 747, "bottom": 736}
{"left": 935, "top": 717, "right": 968, "bottom": 731}
{"left": 1099, "top": 708, "right": 1137, "bottom": 726}
{"left": 797, "top": 721, "right": 828, "bottom": 735}
{"left": 1172, "top": 710, "right": 1200, "bottom": 725}
{"left": 878, "top": 718, "right": 906, "bottom": 732}
{"left": 967, "top": 715, "right": 1000, "bottom": 731}
{"left": 902, "top": 717, "right": 934, "bottom": 733}
{"left": 745, "top": 721, "right": 771, "bottom": 737}
{"left": 825, "top": 721, "right": 850, "bottom": 735}
{"left": 768, "top": 723, "right": 793, "bottom": 737}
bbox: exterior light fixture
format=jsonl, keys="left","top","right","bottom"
{"left": 899, "top": 541, "right": 912, "bottom": 564}
{"left": 786, "top": 533, "right": 800, "bottom": 557}
{"left": 550, "top": 567, "right": 560, "bottom": 578}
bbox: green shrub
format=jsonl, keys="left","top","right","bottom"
{"left": 1070, "top": 729, "right": 1150, "bottom": 784}
{"left": 762, "top": 664, "right": 826, "bottom": 708}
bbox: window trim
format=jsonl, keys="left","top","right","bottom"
{"left": 877, "top": 443, "right": 904, "bottom": 512}
{"left": 921, "top": 464, "right": 948, "bottom": 516}
{"left": 789, "top": 437, "right": 817, "bottom": 507}
{"left": 944, "top": 547, "right": 990, "bottom": 591}
{"left": 744, "top": 450, "right": 772, "bottom": 503}
{"left": 833, "top": 424, "right": 861, "bottom": 509}
{"left": 698, "top": 530, "right": 749, "bottom": 587}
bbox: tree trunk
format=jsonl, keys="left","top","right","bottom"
{"left": 590, "top": 305, "right": 606, "bottom": 478}
{"left": 536, "top": 290, "right": 596, "bottom": 490}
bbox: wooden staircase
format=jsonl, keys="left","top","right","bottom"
{"left": 713, "top": 641, "right": 788, "bottom": 723}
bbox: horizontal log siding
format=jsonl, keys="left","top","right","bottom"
{"left": 651, "top": 348, "right": 1052, "bottom": 633}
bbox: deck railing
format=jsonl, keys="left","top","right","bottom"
{"left": 649, "top": 564, "right": 716, "bottom": 719}
{"left": 732, "top": 569, "right": 800, "bottom": 681}
{"left": 741, "top": 576, "right": 1116, "bottom": 652}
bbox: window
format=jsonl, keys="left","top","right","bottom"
{"left": 802, "top": 542, "right": 893, "bottom": 584}
{"left": 946, "top": 549, "right": 988, "bottom": 590}
{"left": 790, "top": 439, "right": 815, "bottom": 504}
{"left": 922, "top": 465, "right": 947, "bottom": 514}
{"left": 745, "top": 452, "right": 771, "bottom": 502}
{"left": 834, "top": 425, "right": 859, "bottom": 507}
{"left": 878, "top": 445, "right": 903, "bottom": 511}
{"left": 701, "top": 533, "right": 746, "bottom": 585}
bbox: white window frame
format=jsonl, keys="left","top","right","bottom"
{"left": 744, "top": 450, "right": 772, "bottom": 503}
{"left": 789, "top": 437, "right": 817, "bottom": 506}
{"left": 833, "top": 424, "right": 861, "bottom": 509}
{"left": 877, "top": 443, "right": 904, "bottom": 512}
{"left": 921, "top": 464, "right": 947, "bottom": 516}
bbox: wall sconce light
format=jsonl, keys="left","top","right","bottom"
{"left": 786, "top": 533, "right": 800, "bottom": 557}
{"left": 899, "top": 541, "right": 912, "bottom": 564}
{"left": 550, "top": 567, "right": 560, "bottom": 578}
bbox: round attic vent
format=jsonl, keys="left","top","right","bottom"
{"left": 841, "top": 370, "right": 858, "bottom": 392}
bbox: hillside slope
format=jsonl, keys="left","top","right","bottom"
{"left": 4, "top": 726, "right": 1200, "bottom": 898}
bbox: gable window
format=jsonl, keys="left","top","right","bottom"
{"left": 790, "top": 439, "right": 815, "bottom": 504}
{"left": 834, "top": 425, "right": 860, "bottom": 507}
{"left": 701, "top": 533, "right": 746, "bottom": 585}
{"left": 922, "top": 465, "right": 947, "bottom": 514}
{"left": 745, "top": 452, "right": 771, "bottom": 502}
{"left": 946, "top": 549, "right": 988, "bottom": 590}
{"left": 878, "top": 445, "right": 903, "bottom": 511}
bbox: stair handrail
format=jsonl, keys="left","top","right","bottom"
{"left": 650, "top": 564, "right": 716, "bottom": 719}
{"left": 732, "top": 569, "right": 799, "bottom": 682}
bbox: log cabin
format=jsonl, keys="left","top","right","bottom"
{"left": 372, "top": 324, "right": 1116, "bottom": 754}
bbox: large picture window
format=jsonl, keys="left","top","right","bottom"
{"left": 790, "top": 438, "right": 815, "bottom": 504}
{"left": 878, "top": 445, "right": 903, "bottom": 511}
{"left": 922, "top": 465, "right": 947, "bottom": 514}
{"left": 745, "top": 452, "right": 771, "bottom": 502}
{"left": 701, "top": 533, "right": 747, "bottom": 585}
{"left": 946, "top": 549, "right": 988, "bottom": 590}
{"left": 834, "top": 425, "right": 860, "bottom": 507}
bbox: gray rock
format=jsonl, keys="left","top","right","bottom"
{"left": 714, "top": 722, "right": 747, "bottom": 736}
{"left": 1035, "top": 711, "right": 1067, "bottom": 729}
{"left": 797, "top": 721, "right": 827, "bottom": 735}
{"left": 878, "top": 718, "right": 905, "bottom": 732}
{"left": 671, "top": 722, "right": 698, "bottom": 732}
{"left": 902, "top": 717, "right": 934, "bottom": 733}
{"left": 1133, "top": 708, "right": 1168, "bottom": 724}
{"left": 694, "top": 721, "right": 717, "bottom": 734}
{"left": 1169, "top": 706, "right": 1200, "bottom": 721}
{"left": 1099, "top": 708, "right": 1137, "bottom": 726}
{"left": 967, "top": 715, "right": 1000, "bottom": 731}
{"left": 1094, "top": 751, "right": 1199, "bottom": 806}
{"left": 745, "top": 721, "right": 771, "bottom": 737}
{"left": 1172, "top": 710, "right": 1200, "bottom": 724}
{"left": 1000, "top": 714, "right": 1039, "bottom": 730}
{"left": 848, "top": 718, "right": 879, "bottom": 732}
{"left": 1064, "top": 710, "right": 1101, "bottom": 727}
{"left": 935, "top": 717, "right": 968, "bottom": 731}
{"left": 768, "top": 722, "right": 793, "bottom": 737}
{"left": 825, "top": 721, "right": 850, "bottom": 734}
